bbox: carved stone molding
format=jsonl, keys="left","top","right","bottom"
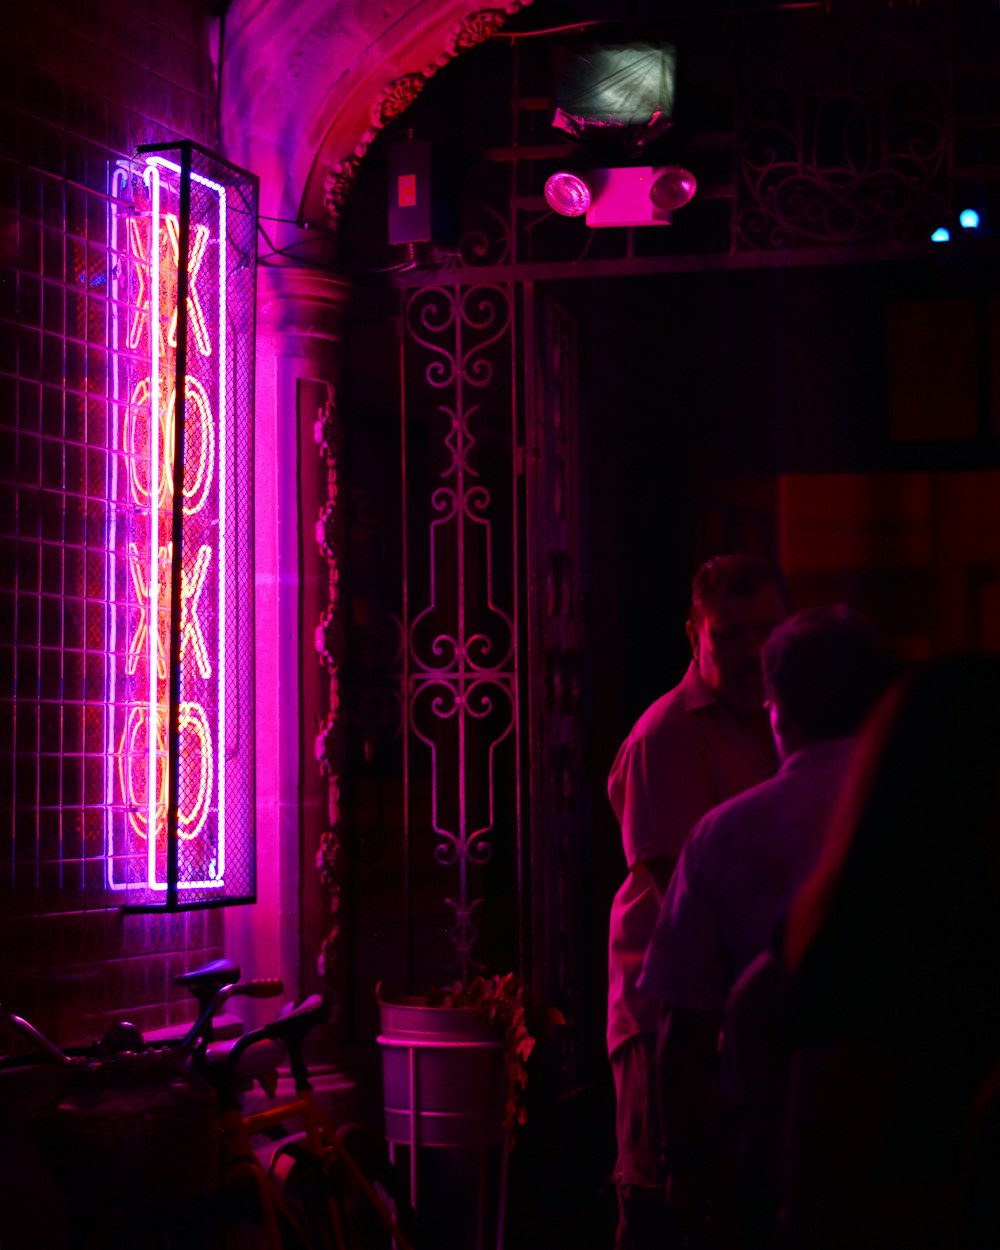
{"left": 323, "top": 158, "right": 362, "bottom": 218}
{"left": 449, "top": 9, "right": 511, "bottom": 54}
{"left": 372, "top": 73, "right": 427, "bottom": 130}
{"left": 312, "top": 385, "right": 345, "bottom": 998}
{"left": 256, "top": 266, "right": 352, "bottom": 340}
{"left": 316, "top": 817, "right": 343, "bottom": 985}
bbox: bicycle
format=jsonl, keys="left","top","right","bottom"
{"left": 204, "top": 991, "right": 418, "bottom": 1250}
{"left": 0, "top": 962, "right": 283, "bottom": 1249}
{"left": 1, "top": 960, "right": 418, "bottom": 1250}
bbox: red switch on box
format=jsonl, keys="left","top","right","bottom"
{"left": 388, "top": 141, "right": 431, "bottom": 244}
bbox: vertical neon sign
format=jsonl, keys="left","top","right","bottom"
{"left": 107, "top": 145, "right": 254, "bottom": 904}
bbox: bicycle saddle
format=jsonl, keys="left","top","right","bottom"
{"left": 204, "top": 1035, "right": 286, "bottom": 1080}
{"left": 174, "top": 958, "right": 241, "bottom": 994}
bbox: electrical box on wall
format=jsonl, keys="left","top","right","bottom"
{"left": 388, "top": 140, "right": 432, "bottom": 245}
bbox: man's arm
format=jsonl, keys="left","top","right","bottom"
{"left": 611, "top": 712, "right": 721, "bottom": 871}
{"left": 643, "top": 852, "right": 679, "bottom": 898}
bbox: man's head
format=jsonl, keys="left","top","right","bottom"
{"left": 686, "top": 555, "right": 791, "bottom": 722}
{"left": 761, "top": 606, "right": 893, "bottom": 758}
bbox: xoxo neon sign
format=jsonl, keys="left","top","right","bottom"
{"left": 107, "top": 151, "right": 237, "bottom": 900}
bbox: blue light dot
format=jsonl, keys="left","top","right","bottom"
{"left": 931, "top": 227, "right": 950, "bottom": 243}
{"left": 959, "top": 208, "right": 980, "bottom": 230}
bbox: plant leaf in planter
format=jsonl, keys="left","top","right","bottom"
{"left": 377, "top": 975, "right": 565, "bottom": 1136}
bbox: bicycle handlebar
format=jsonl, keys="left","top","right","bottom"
{"left": 0, "top": 1009, "right": 81, "bottom": 1067}
{"left": 0, "top": 975, "right": 286, "bottom": 1071}
{"left": 170, "top": 977, "right": 286, "bottom": 1061}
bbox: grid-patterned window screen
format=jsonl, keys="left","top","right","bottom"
{"left": 0, "top": 2, "right": 243, "bottom": 1040}
{"left": 106, "top": 143, "right": 257, "bottom": 909}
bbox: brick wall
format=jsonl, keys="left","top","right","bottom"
{"left": 0, "top": 0, "right": 226, "bottom": 1047}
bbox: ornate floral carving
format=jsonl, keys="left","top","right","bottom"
{"left": 372, "top": 73, "right": 427, "bottom": 130}
{"left": 448, "top": 8, "right": 511, "bottom": 55}
{"left": 315, "top": 709, "right": 341, "bottom": 778}
{"left": 315, "top": 600, "right": 339, "bottom": 670}
{"left": 312, "top": 384, "right": 344, "bottom": 998}
{"left": 316, "top": 498, "right": 339, "bottom": 565}
{"left": 314, "top": 390, "right": 339, "bottom": 464}
{"left": 322, "top": 158, "right": 360, "bottom": 219}
{"left": 314, "top": 391, "right": 340, "bottom": 566}
{"left": 317, "top": 921, "right": 342, "bottom": 984}
{"left": 316, "top": 826, "right": 342, "bottom": 895}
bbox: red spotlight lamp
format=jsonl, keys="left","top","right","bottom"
{"left": 545, "top": 165, "right": 697, "bottom": 227}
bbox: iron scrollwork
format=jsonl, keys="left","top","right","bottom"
{"left": 736, "top": 23, "right": 948, "bottom": 250}
{"left": 403, "top": 282, "right": 517, "bottom": 981}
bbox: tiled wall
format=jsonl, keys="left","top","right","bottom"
{"left": 0, "top": 0, "right": 225, "bottom": 1047}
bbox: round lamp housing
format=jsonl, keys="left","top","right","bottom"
{"left": 544, "top": 171, "right": 592, "bottom": 217}
{"left": 649, "top": 166, "right": 698, "bottom": 212}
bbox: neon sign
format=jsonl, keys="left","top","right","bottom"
{"left": 106, "top": 146, "right": 255, "bottom": 904}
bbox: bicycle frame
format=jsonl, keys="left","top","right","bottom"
{"left": 217, "top": 1102, "right": 318, "bottom": 1250}
{"left": 238, "top": 1082, "right": 415, "bottom": 1250}
{"left": 2, "top": 967, "right": 415, "bottom": 1250}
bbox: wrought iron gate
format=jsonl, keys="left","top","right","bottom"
{"left": 398, "top": 280, "right": 523, "bottom": 989}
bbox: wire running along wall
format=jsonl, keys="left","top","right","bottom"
{"left": 106, "top": 143, "right": 258, "bottom": 909}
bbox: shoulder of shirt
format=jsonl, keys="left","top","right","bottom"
{"left": 687, "top": 768, "right": 787, "bottom": 846}
{"left": 688, "top": 737, "right": 856, "bottom": 847}
{"left": 628, "top": 662, "right": 715, "bottom": 738}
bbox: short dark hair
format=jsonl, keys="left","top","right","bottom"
{"left": 762, "top": 606, "right": 893, "bottom": 741}
{"left": 689, "top": 554, "right": 791, "bottom": 625}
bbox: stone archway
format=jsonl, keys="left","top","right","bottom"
{"left": 220, "top": 0, "right": 530, "bottom": 231}
{"left": 216, "top": 0, "right": 531, "bottom": 1006}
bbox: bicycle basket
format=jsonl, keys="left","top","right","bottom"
{"left": 26, "top": 1065, "right": 219, "bottom": 1208}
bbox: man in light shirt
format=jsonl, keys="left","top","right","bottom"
{"left": 639, "top": 606, "right": 891, "bottom": 1246}
{"left": 607, "top": 554, "right": 790, "bottom": 1249}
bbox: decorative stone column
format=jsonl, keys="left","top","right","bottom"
{"left": 225, "top": 265, "right": 351, "bottom": 1021}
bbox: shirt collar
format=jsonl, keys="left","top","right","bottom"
{"left": 779, "top": 736, "right": 856, "bottom": 774}
{"left": 679, "top": 660, "right": 717, "bottom": 712}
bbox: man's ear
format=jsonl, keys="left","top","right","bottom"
{"left": 769, "top": 691, "right": 802, "bottom": 757}
{"left": 686, "top": 618, "right": 699, "bottom": 658}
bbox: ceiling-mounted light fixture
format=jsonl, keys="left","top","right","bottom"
{"left": 544, "top": 165, "right": 697, "bottom": 228}
{"left": 552, "top": 42, "right": 677, "bottom": 149}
